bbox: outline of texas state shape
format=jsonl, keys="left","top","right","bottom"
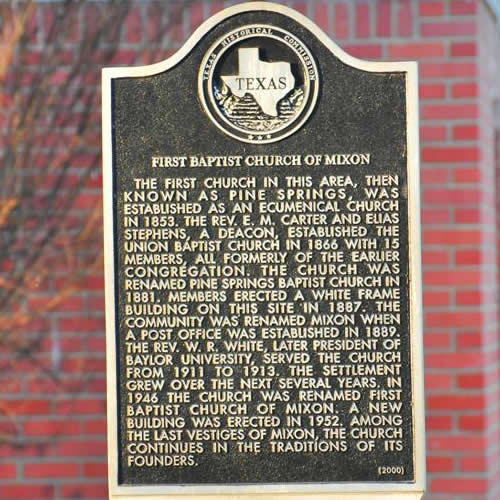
{"left": 222, "top": 48, "right": 295, "bottom": 117}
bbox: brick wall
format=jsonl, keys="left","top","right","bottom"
{"left": 1, "top": 1, "right": 498, "bottom": 499}
{"left": 478, "top": 5, "right": 500, "bottom": 498}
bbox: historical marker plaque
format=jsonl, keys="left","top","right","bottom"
{"left": 102, "top": 3, "right": 425, "bottom": 499}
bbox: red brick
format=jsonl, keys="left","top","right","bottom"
{"left": 84, "top": 4, "right": 101, "bottom": 39}
{"left": 453, "top": 125, "right": 479, "bottom": 140}
{"left": 450, "top": 1, "right": 477, "bottom": 15}
{"left": 432, "top": 478, "right": 487, "bottom": 494}
{"left": 84, "top": 462, "right": 107, "bottom": 478}
{"left": 49, "top": 70, "right": 70, "bottom": 86}
{"left": 423, "top": 291, "right": 449, "bottom": 307}
{"left": 2, "top": 485, "right": 54, "bottom": 500}
{"left": 0, "top": 258, "right": 14, "bottom": 272}
{"left": 355, "top": 4, "right": 370, "bottom": 38}
{"left": 376, "top": 0, "right": 391, "bottom": 36}
{"left": 458, "top": 332, "right": 484, "bottom": 349}
{"left": 426, "top": 311, "right": 482, "bottom": 328}
{"left": 168, "top": 3, "right": 185, "bottom": 44}
{"left": 42, "top": 5, "right": 57, "bottom": 43}
{"left": 459, "top": 415, "right": 486, "bottom": 431}
{"left": 21, "top": 4, "right": 38, "bottom": 45}
{"left": 0, "top": 358, "right": 52, "bottom": 374}
{"left": 427, "top": 352, "right": 484, "bottom": 371}
{"left": 420, "top": 126, "right": 446, "bottom": 141}
{"left": 15, "top": 70, "right": 37, "bottom": 86}
{"left": 87, "top": 296, "right": 105, "bottom": 311}
{"left": 419, "top": 84, "right": 446, "bottom": 99}
{"left": 424, "top": 230, "right": 481, "bottom": 245}
{"left": 425, "top": 374, "right": 452, "bottom": 390}
{"left": 73, "top": 193, "right": 102, "bottom": 210}
{"left": 125, "top": 7, "right": 141, "bottom": 44}
{"left": 60, "top": 484, "right": 108, "bottom": 499}
{"left": 0, "top": 400, "right": 50, "bottom": 415}
{"left": 190, "top": 2, "right": 204, "bottom": 32}
{"left": 314, "top": 2, "right": 329, "bottom": 33}
{"left": 389, "top": 43, "right": 444, "bottom": 59}
{"left": 456, "top": 290, "right": 481, "bottom": 306}
{"left": 58, "top": 338, "right": 85, "bottom": 352}
{"left": 88, "top": 378, "right": 107, "bottom": 393}
{"left": 0, "top": 379, "right": 21, "bottom": 393}
{"left": 455, "top": 209, "right": 481, "bottom": 224}
{"left": 40, "top": 337, "right": 82, "bottom": 353}
{"left": 420, "top": 168, "right": 449, "bottom": 185}
{"left": 0, "top": 463, "right": 16, "bottom": 479}
{"left": 84, "top": 419, "right": 107, "bottom": 435}
{"left": 422, "top": 249, "right": 449, "bottom": 264}
{"left": 55, "top": 275, "right": 104, "bottom": 292}
{"left": 421, "top": 21, "right": 476, "bottom": 37}
{"left": 455, "top": 250, "right": 482, "bottom": 265}
{"left": 50, "top": 440, "right": 107, "bottom": 457}
{"left": 139, "top": 49, "right": 171, "bottom": 67}
{"left": 422, "top": 104, "right": 478, "bottom": 120}
{"left": 421, "top": 209, "right": 450, "bottom": 226}
{"left": 58, "top": 317, "right": 104, "bottom": 333}
{"left": 0, "top": 444, "right": 47, "bottom": 459}
{"left": 423, "top": 146, "right": 479, "bottom": 163}
{"left": 452, "top": 82, "right": 478, "bottom": 98}
{"left": 27, "top": 377, "right": 85, "bottom": 395}
{"left": 451, "top": 42, "right": 477, "bottom": 57}
{"left": 54, "top": 50, "right": 73, "bottom": 66}
{"left": 55, "top": 399, "right": 106, "bottom": 415}
{"left": 460, "top": 456, "right": 487, "bottom": 472}
{"left": 24, "top": 420, "right": 81, "bottom": 437}
{"left": 292, "top": 2, "right": 307, "bottom": 15}
{"left": 209, "top": 1, "right": 224, "bottom": 16}
{"left": 334, "top": 4, "right": 349, "bottom": 39}
{"left": 344, "top": 45, "right": 382, "bottom": 59}
{"left": 0, "top": 415, "right": 22, "bottom": 435}
{"left": 23, "top": 50, "right": 41, "bottom": 65}
{"left": 87, "top": 172, "right": 103, "bottom": 189}
{"left": 87, "top": 337, "right": 106, "bottom": 352}
{"left": 420, "top": 2, "right": 445, "bottom": 16}
{"left": 454, "top": 167, "right": 480, "bottom": 183}
{"left": 146, "top": 3, "right": 164, "bottom": 42}
{"left": 62, "top": 357, "right": 106, "bottom": 373}
{"left": 28, "top": 296, "right": 83, "bottom": 313}
{"left": 427, "top": 456, "right": 453, "bottom": 472}
{"left": 424, "top": 332, "right": 450, "bottom": 348}
{"left": 457, "top": 373, "right": 485, "bottom": 388}
{"left": 25, "top": 462, "right": 79, "bottom": 478}
{"left": 429, "top": 435, "right": 485, "bottom": 452}
{"left": 397, "top": 0, "right": 413, "bottom": 36}
{"left": 424, "top": 189, "right": 481, "bottom": 204}
{"left": 62, "top": 4, "right": 80, "bottom": 44}
{"left": 110, "top": 50, "right": 136, "bottom": 65}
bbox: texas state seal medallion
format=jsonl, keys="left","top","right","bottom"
{"left": 199, "top": 25, "right": 319, "bottom": 144}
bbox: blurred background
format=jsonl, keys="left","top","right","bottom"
{"left": 0, "top": 0, "right": 498, "bottom": 499}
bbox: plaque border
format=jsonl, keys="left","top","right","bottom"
{"left": 102, "top": 2, "right": 425, "bottom": 498}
